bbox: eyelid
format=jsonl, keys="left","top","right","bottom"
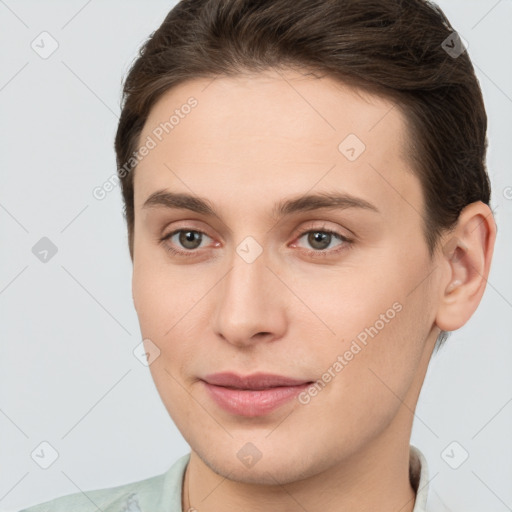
{"left": 159, "top": 220, "right": 216, "bottom": 242}
{"left": 290, "top": 220, "right": 354, "bottom": 241}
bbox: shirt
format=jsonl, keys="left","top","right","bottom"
{"left": 19, "top": 445, "right": 448, "bottom": 512}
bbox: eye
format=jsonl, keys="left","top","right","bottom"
{"left": 160, "top": 229, "right": 214, "bottom": 256}
{"left": 292, "top": 228, "right": 351, "bottom": 257}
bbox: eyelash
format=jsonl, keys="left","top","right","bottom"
{"left": 159, "top": 226, "right": 353, "bottom": 259}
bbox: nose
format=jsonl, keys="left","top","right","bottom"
{"left": 212, "top": 247, "right": 287, "bottom": 348}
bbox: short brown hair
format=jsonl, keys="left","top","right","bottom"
{"left": 115, "top": 0, "right": 491, "bottom": 346}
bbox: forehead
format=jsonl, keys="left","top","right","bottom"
{"left": 133, "top": 69, "right": 421, "bottom": 222}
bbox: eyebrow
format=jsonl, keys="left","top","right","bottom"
{"left": 142, "top": 189, "right": 379, "bottom": 218}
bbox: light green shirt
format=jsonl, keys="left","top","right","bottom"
{"left": 19, "top": 445, "right": 445, "bottom": 512}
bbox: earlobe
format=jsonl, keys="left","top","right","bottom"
{"left": 435, "top": 201, "right": 496, "bottom": 332}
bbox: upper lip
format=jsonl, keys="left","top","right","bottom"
{"left": 202, "top": 372, "right": 312, "bottom": 390}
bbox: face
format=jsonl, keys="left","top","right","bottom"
{"left": 131, "top": 69, "right": 441, "bottom": 484}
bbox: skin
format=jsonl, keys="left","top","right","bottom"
{"left": 131, "top": 68, "right": 495, "bottom": 512}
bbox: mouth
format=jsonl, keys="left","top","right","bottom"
{"left": 202, "top": 371, "right": 313, "bottom": 389}
{"left": 200, "top": 372, "right": 314, "bottom": 417}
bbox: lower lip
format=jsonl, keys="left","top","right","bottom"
{"left": 202, "top": 381, "right": 311, "bottom": 417}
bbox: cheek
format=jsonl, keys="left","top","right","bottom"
{"left": 300, "top": 289, "right": 429, "bottom": 450}
{"left": 279, "top": 259, "right": 404, "bottom": 344}
{"left": 132, "top": 255, "right": 216, "bottom": 393}
{"left": 132, "top": 259, "right": 203, "bottom": 424}
{"left": 289, "top": 247, "right": 433, "bottom": 386}
{"left": 132, "top": 253, "right": 205, "bottom": 339}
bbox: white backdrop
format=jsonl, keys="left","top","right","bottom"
{"left": 1, "top": 1, "right": 511, "bottom": 511}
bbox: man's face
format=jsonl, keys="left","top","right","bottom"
{"left": 132, "top": 69, "right": 440, "bottom": 483}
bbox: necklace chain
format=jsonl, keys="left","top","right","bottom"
{"left": 186, "top": 465, "right": 191, "bottom": 511}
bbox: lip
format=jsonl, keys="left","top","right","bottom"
{"left": 201, "top": 372, "right": 313, "bottom": 417}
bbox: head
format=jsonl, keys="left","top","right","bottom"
{"left": 115, "top": 0, "right": 495, "bottom": 485}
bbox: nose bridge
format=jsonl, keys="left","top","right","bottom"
{"left": 212, "top": 240, "right": 285, "bottom": 345}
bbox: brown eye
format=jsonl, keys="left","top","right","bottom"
{"left": 307, "top": 231, "right": 333, "bottom": 250}
{"left": 295, "top": 229, "right": 348, "bottom": 253}
{"left": 178, "top": 230, "right": 203, "bottom": 250}
{"left": 161, "top": 229, "right": 214, "bottom": 256}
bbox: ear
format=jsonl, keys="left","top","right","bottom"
{"left": 435, "top": 201, "right": 496, "bottom": 332}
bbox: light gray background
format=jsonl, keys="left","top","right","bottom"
{"left": 1, "top": 1, "right": 511, "bottom": 511}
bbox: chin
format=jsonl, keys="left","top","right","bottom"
{"left": 193, "top": 440, "right": 331, "bottom": 486}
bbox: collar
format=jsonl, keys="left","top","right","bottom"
{"left": 410, "top": 444, "right": 429, "bottom": 512}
